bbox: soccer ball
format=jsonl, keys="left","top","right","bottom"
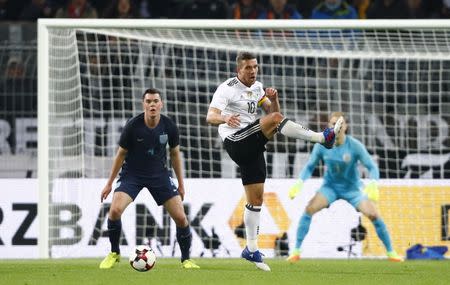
{"left": 129, "top": 245, "right": 156, "bottom": 272}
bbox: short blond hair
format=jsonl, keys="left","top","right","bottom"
{"left": 330, "top": 111, "right": 345, "bottom": 120}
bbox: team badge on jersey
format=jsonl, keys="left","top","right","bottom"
{"left": 343, "top": 153, "right": 351, "bottom": 163}
{"left": 246, "top": 91, "right": 258, "bottom": 100}
{"left": 159, "top": 134, "right": 168, "bottom": 144}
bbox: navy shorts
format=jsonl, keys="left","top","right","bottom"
{"left": 114, "top": 174, "right": 179, "bottom": 205}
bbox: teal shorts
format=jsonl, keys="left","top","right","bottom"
{"left": 318, "top": 183, "right": 368, "bottom": 208}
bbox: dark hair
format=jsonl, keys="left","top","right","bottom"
{"left": 142, "top": 88, "right": 161, "bottom": 100}
{"left": 236, "top": 51, "right": 257, "bottom": 66}
{"left": 102, "top": 0, "right": 140, "bottom": 18}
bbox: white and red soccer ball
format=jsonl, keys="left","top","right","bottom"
{"left": 129, "top": 245, "right": 156, "bottom": 272}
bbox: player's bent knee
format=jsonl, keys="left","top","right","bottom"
{"left": 365, "top": 212, "right": 379, "bottom": 221}
{"left": 173, "top": 216, "right": 189, "bottom": 227}
{"left": 305, "top": 204, "right": 320, "bottom": 215}
{"left": 269, "top": 112, "right": 284, "bottom": 124}
{"left": 261, "top": 112, "right": 284, "bottom": 128}
{"left": 109, "top": 207, "right": 124, "bottom": 220}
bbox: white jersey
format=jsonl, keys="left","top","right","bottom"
{"left": 209, "top": 77, "right": 267, "bottom": 141}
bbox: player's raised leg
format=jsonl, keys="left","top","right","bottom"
{"left": 259, "top": 112, "right": 343, "bottom": 149}
{"left": 100, "top": 191, "right": 133, "bottom": 269}
{"left": 357, "top": 200, "right": 403, "bottom": 262}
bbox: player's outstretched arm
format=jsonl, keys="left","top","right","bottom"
{"left": 170, "top": 145, "right": 185, "bottom": 201}
{"left": 101, "top": 146, "right": 127, "bottom": 202}
{"left": 289, "top": 144, "right": 322, "bottom": 199}
{"left": 356, "top": 139, "right": 380, "bottom": 202}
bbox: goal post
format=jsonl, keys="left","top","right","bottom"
{"left": 38, "top": 19, "right": 450, "bottom": 259}
{"left": 38, "top": 21, "right": 50, "bottom": 259}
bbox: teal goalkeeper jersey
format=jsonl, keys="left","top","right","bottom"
{"left": 299, "top": 135, "right": 379, "bottom": 189}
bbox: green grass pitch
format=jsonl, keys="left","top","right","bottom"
{"left": 1, "top": 258, "right": 449, "bottom": 285}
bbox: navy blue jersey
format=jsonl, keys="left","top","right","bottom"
{"left": 118, "top": 113, "right": 179, "bottom": 183}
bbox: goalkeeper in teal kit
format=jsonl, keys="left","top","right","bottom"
{"left": 287, "top": 112, "right": 403, "bottom": 262}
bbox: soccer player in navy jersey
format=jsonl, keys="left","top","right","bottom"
{"left": 287, "top": 112, "right": 403, "bottom": 262}
{"left": 206, "top": 51, "right": 343, "bottom": 271}
{"left": 99, "top": 88, "right": 199, "bottom": 269}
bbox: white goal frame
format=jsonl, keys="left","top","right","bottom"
{"left": 37, "top": 19, "right": 450, "bottom": 258}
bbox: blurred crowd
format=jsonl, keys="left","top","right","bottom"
{"left": 1, "top": 0, "right": 450, "bottom": 21}
{"left": 1, "top": 0, "right": 449, "bottom": 179}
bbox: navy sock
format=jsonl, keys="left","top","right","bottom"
{"left": 176, "top": 226, "right": 192, "bottom": 262}
{"left": 108, "top": 218, "right": 122, "bottom": 254}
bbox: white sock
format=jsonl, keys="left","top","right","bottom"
{"left": 278, "top": 119, "right": 323, "bottom": 143}
{"left": 244, "top": 204, "right": 261, "bottom": 252}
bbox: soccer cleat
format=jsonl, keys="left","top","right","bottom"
{"left": 99, "top": 252, "right": 120, "bottom": 269}
{"left": 181, "top": 259, "right": 200, "bottom": 269}
{"left": 286, "top": 249, "right": 301, "bottom": 263}
{"left": 241, "top": 246, "right": 271, "bottom": 271}
{"left": 387, "top": 251, "right": 404, "bottom": 262}
{"left": 322, "top": 127, "right": 336, "bottom": 149}
{"left": 322, "top": 116, "right": 344, "bottom": 149}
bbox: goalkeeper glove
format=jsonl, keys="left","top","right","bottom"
{"left": 288, "top": 180, "right": 304, "bottom": 200}
{"left": 363, "top": 180, "right": 379, "bottom": 202}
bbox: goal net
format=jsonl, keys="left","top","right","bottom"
{"left": 38, "top": 19, "right": 450, "bottom": 259}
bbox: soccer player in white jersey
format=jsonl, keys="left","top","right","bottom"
{"left": 287, "top": 112, "right": 403, "bottom": 262}
{"left": 206, "top": 51, "right": 344, "bottom": 271}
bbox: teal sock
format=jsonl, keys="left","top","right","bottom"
{"left": 295, "top": 213, "right": 312, "bottom": 249}
{"left": 372, "top": 218, "right": 393, "bottom": 252}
